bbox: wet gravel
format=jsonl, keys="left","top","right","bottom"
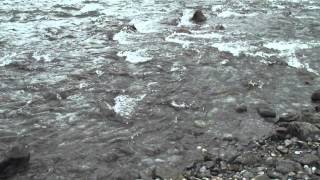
{"left": 0, "top": 0, "right": 320, "bottom": 179}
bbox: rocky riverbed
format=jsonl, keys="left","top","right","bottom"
{"left": 0, "top": 0, "right": 320, "bottom": 179}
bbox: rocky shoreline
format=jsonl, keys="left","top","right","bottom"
{"left": 151, "top": 90, "right": 320, "bottom": 180}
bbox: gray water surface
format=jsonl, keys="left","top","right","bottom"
{"left": 0, "top": 0, "right": 320, "bottom": 179}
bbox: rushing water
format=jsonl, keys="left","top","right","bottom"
{"left": 0, "top": 0, "right": 320, "bottom": 179}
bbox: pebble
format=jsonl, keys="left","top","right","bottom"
{"left": 276, "top": 145, "right": 289, "bottom": 154}
{"left": 194, "top": 120, "right": 207, "bottom": 128}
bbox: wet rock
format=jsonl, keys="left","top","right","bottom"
{"left": 215, "top": 24, "right": 225, "bottom": 30}
{"left": 311, "top": 89, "right": 320, "bottom": 102}
{"left": 266, "top": 171, "right": 283, "bottom": 179}
{"left": 203, "top": 161, "right": 216, "bottom": 169}
{"left": 276, "top": 145, "right": 288, "bottom": 154}
{"left": 292, "top": 153, "right": 319, "bottom": 165}
{"left": 110, "top": 168, "right": 139, "bottom": 180}
{"left": 222, "top": 133, "right": 237, "bottom": 141}
{"left": 241, "top": 170, "right": 254, "bottom": 178}
{"left": 194, "top": 120, "right": 207, "bottom": 128}
{"left": 315, "top": 105, "right": 320, "bottom": 112}
{"left": 156, "top": 166, "right": 185, "bottom": 179}
{"left": 300, "top": 112, "right": 320, "bottom": 124}
{"left": 235, "top": 104, "right": 247, "bottom": 113}
{"left": 176, "top": 28, "right": 192, "bottom": 34}
{"left": 278, "top": 111, "right": 300, "bottom": 123}
{"left": 191, "top": 10, "right": 207, "bottom": 23}
{"left": 198, "top": 166, "right": 211, "bottom": 178}
{"left": 0, "top": 144, "right": 30, "bottom": 179}
{"left": 287, "top": 122, "right": 320, "bottom": 141}
{"left": 234, "top": 152, "right": 261, "bottom": 165}
{"left": 253, "top": 174, "right": 271, "bottom": 180}
{"left": 257, "top": 106, "right": 276, "bottom": 118}
{"left": 275, "top": 159, "right": 302, "bottom": 174}
{"left": 123, "top": 24, "right": 137, "bottom": 33}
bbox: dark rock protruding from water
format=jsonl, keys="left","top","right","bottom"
{"left": 235, "top": 104, "right": 247, "bottom": 113}
{"left": 0, "top": 144, "right": 30, "bottom": 179}
{"left": 215, "top": 24, "right": 225, "bottom": 30}
{"left": 311, "top": 89, "right": 320, "bottom": 102}
{"left": 257, "top": 106, "right": 276, "bottom": 118}
{"left": 191, "top": 10, "right": 207, "bottom": 23}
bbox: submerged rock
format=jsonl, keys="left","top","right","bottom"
{"left": 0, "top": 144, "right": 30, "bottom": 179}
{"left": 311, "top": 90, "right": 320, "bottom": 102}
{"left": 257, "top": 106, "right": 276, "bottom": 118}
{"left": 235, "top": 104, "right": 247, "bottom": 113}
{"left": 191, "top": 10, "right": 207, "bottom": 23}
{"left": 278, "top": 111, "right": 300, "bottom": 123}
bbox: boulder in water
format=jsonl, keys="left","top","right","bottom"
{"left": 311, "top": 89, "right": 320, "bottom": 102}
{"left": 0, "top": 144, "right": 30, "bottom": 179}
{"left": 191, "top": 10, "right": 207, "bottom": 23}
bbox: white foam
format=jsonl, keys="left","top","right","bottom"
{"left": 0, "top": 53, "right": 16, "bottom": 66}
{"left": 113, "top": 94, "right": 146, "bottom": 117}
{"left": 79, "top": 3, "right": 104, "bottom": 13}
{"left": 113, "top": 31, "right": 132, "bottom": 45}
{"left": 117, "top": 49, "right": 152, "bottom": 64}
{"left": 178, "top": 9, "right": 194, "bottom": 27}
{"left": 212, "top": 5, "right": 224, "bottom": 12}
{"left": 33, "top": 52, "right": 55, "bottom": 62}
{"left": 129, "top": 18, "right": 161, "bottom": 33}
{"left": 165, "top": 33, "right": 192, "bottom": 48}
{"left": 263, "top": 41, "right": 320, "bottom": 74}
{"left": 211, "top": 42, "right": 256, "bottom": 56}
{"left": 217, "top": 11, "right": 258, "bottom": 18}
{"left": 185, "top": 31, "right": 223, "bottom": 39}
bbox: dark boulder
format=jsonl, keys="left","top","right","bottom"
{"left": 191, "top": 10, "right": 207, "bottom": 23}
{"left": 0, "top": 144, "right": 30, "bottom": 179}
{"left": 311, "top": 90, "right": 320, "bottom": 102}
{"left": 257, "top": 106, "right": 276, "bottom": 118}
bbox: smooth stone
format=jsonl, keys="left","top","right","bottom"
{"left": 257, "top": 106, "right": 276, "bottom": 118}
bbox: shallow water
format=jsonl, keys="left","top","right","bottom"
{"left": 0, "top": 0, "right": 320, "bottom": 179}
